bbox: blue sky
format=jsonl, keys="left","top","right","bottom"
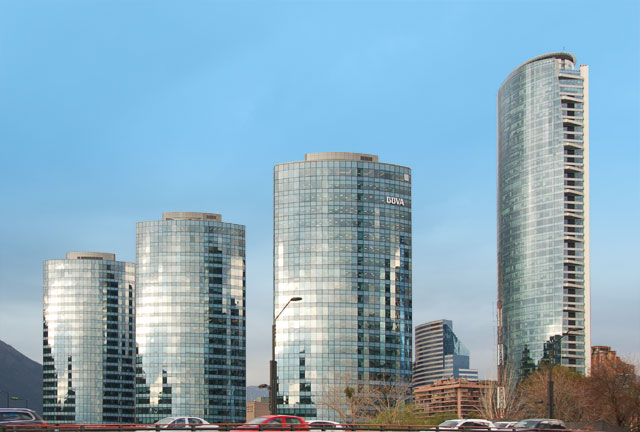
{"left": 0, "top": 0, "right": 638, "bottom": 385}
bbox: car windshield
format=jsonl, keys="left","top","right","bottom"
{"left": 495, "top": 423, "right": 512, "bottom": 428}
{"left": 157, "top": 418, "right": 177, "bottom": 424}
{"left": 440, "top": 421, "right": 462, "bottom": 427}
{"left": 515, "top": 421, "right": 539, "bottom": 428}
{"left": 247, "top": 417, "right": 270, "bottom": 424}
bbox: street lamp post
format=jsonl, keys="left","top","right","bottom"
{"left": 547, "top": 327, "right": 580, "bottom": 418}
{"left": 270, "top": 296, "right": 302, "bottom": 415}
{"left": 0, "top": 389, "right": 8, "bottom": 407}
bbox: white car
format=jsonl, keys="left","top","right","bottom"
{"left": 155, "top": 417, "right": 219, "bottom": 430}
{"left": 493, "top": 422, "right": 517, "bottom": 430}
{"left": 307, "top": 420, "right": 343, "bottom": 431}
{"left": 438, "top": 419, "right": 495, "bottom": 430}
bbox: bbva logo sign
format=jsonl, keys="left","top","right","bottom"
{"left": 386, "top": 196, "right": 405, "bottom": 206}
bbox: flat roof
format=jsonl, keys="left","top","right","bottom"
{"left": 275, "top": 152, "right": 410, "bottom": 171}
{"left": 162, "top": 212, "right": 222, "bottom": 221}
{"left": 304, "top": 152, "right": 379, "bottom": 162}
{"left": 66, "top": 251, "right": 115, "bottom": 261}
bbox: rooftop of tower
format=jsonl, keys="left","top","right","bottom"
{"left": 162, "top": 212, "right": 222, "bottom": 221}
{"left": 522, "top": 52, "right": 576, "bottom": 66}
{"left": 305, "top": 152, "right": 379, "bottom": 162}
{"left": 275, "top": 152, "right": 411, "bottom": 171}
{"left": 66, "top": 251, "right": 116, "bottom": 261}
{"left": 500, "top": 52, "right": 579, "bottom": 90}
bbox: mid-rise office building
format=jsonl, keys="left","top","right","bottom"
{"left": 497, "top": 53, "right": 590, "bottom": 378}
{"left": 135, "top": 212, "right": 246, "bottom": 423}
{"left": 43, "top": 252, "right": 135, "bottom": 423}
{"left": 413, "top": 320, "right": 478, "bottom": 388}
{"left": 274, "top": 152, "right": 412, "bottom": 419}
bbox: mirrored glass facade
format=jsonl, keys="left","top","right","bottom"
{"left": 497, "top": 53, "right": 590, "bottom": 378}
{"left": 136, "top": 212, "right": 246, "bottom": 423}
{"left": 413, "top": 320, "right": 478, "bottom": 389}
{"left": 274, "top": 153, "right": 412, "bottom": 419}
{"left": 43, "top": 252, "right": 135, "bottom": 423}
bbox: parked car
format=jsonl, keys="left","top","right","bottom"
{"left": 155, "top": 417, "right": 218, "bottom": 430}
{"left": 437, "top": 419, "right": 495, "bottom": 430}
{"left": 493, "top": 422, "right": 517, "bottom": 430}
{"left": 0, "top": 408, "right": 46, "bottom": 428}
{"left": 234, "top": 415, "right": 309, "bottom": 431}
{"left": 513, "top": 419, "right": 566, "bottom": 430}
{"left": 307, "top": 420, "right": 342, "bottom": 431}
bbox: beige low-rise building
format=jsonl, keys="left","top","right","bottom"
{"left": 414, "top": 378, "right": 491, "bottom": 419}
{"left": 246, "top": 399, "right": 270, "bottom": 421}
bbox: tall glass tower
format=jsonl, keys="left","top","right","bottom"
{"left": 43, "top": 252, "right": 136, "bottom": 423}
{"left": 135, "top": 212, "right": 246, "bottom": 423}
{"left": 274, "top": 152, "right": 412, "bottom": 419}
{"left": 497, "top": 53, "right": 590, "bottom": 378}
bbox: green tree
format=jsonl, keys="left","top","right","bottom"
{"left": 424, "top": 411, "right": 458, "bottom": 425}
{"left": 371, "top": 404, "right": 425, "bottom": 425}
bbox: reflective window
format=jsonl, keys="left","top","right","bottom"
{"left": 43, "top": 256, "right": 136, "bottom": 423}
{"left": 498, "top": 55, "right": 588, "bottom": 376}
{"left": 135, "top": 217, "right": 246, "bottom": 423}
{"left": 274, "top": 156, "right": 412, "bottom": 419}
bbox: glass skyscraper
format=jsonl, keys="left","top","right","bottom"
{"left": 43, "top": 252, "right": 136, "bottom": 423}
{"left": 274, "top": 152, "right": 412, "bottom": 419}
{"left": 413, "top": 319, "right": 478, "bottom": 389}
{"left": 497, "top": 53, "right": 590, "bottom": 378}
{"left": 135, "top": 212, "right": 246, "bottom": 423}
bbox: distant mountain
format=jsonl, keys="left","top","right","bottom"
{"left": 0, "top": 340, "right": 42, "bottom": 414}
{"left": 246, "top": 385, "right": 269, "bottom": 402}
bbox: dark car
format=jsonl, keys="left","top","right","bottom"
{"left": 233, "top": 415, "right": 309, "bottom": 432}
{"left": 513, "top": 419, "right": 566, "bottom": 430}
{"left": 307, "top": 421, "right": 342, "bottom": 431}
{"left": 0, "top": 408, "right": 46, "bottom": 429}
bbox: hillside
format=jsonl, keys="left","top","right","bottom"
{"left": 0, "top": 340, "right": 42, "bottom": 414}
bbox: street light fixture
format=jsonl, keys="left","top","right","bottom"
{"left": 270, "top": 296, "right": 302, "bottom": 415}
{"left": 547, "top": 327, "right": 581, "bottom": 418}
{"left": 10, "top": 396, "right": 29, "bottom": 408}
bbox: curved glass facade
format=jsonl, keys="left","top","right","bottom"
{"left": 413, "top": 320, "right": 477, "bottom": 388}
{"left": 497, "top": 53, "right": 590, "bottom": 377}
{"left": 274, "top": 153, "right": 412, "bottom": 419}
{"left": 135, "top": 213, "right": 246, "bottom": 423}
{"left": 43, "top": 252, "right": 135, "bottom": 423}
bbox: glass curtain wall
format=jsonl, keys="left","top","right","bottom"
{"left": 43, "top": 252, "right": 135, "bottom": 423}
{"left": 135, "top": 213, "right": 246, "bottom": 423}
{"left": 497, "top": 53, "right": 589, "bottom": 378}
{"left": 274, "top": 153, "right": 412, "bottom": 419}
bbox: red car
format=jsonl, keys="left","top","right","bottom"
{"left": 235, "top": 415, "right": 309, "bottom": 431}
